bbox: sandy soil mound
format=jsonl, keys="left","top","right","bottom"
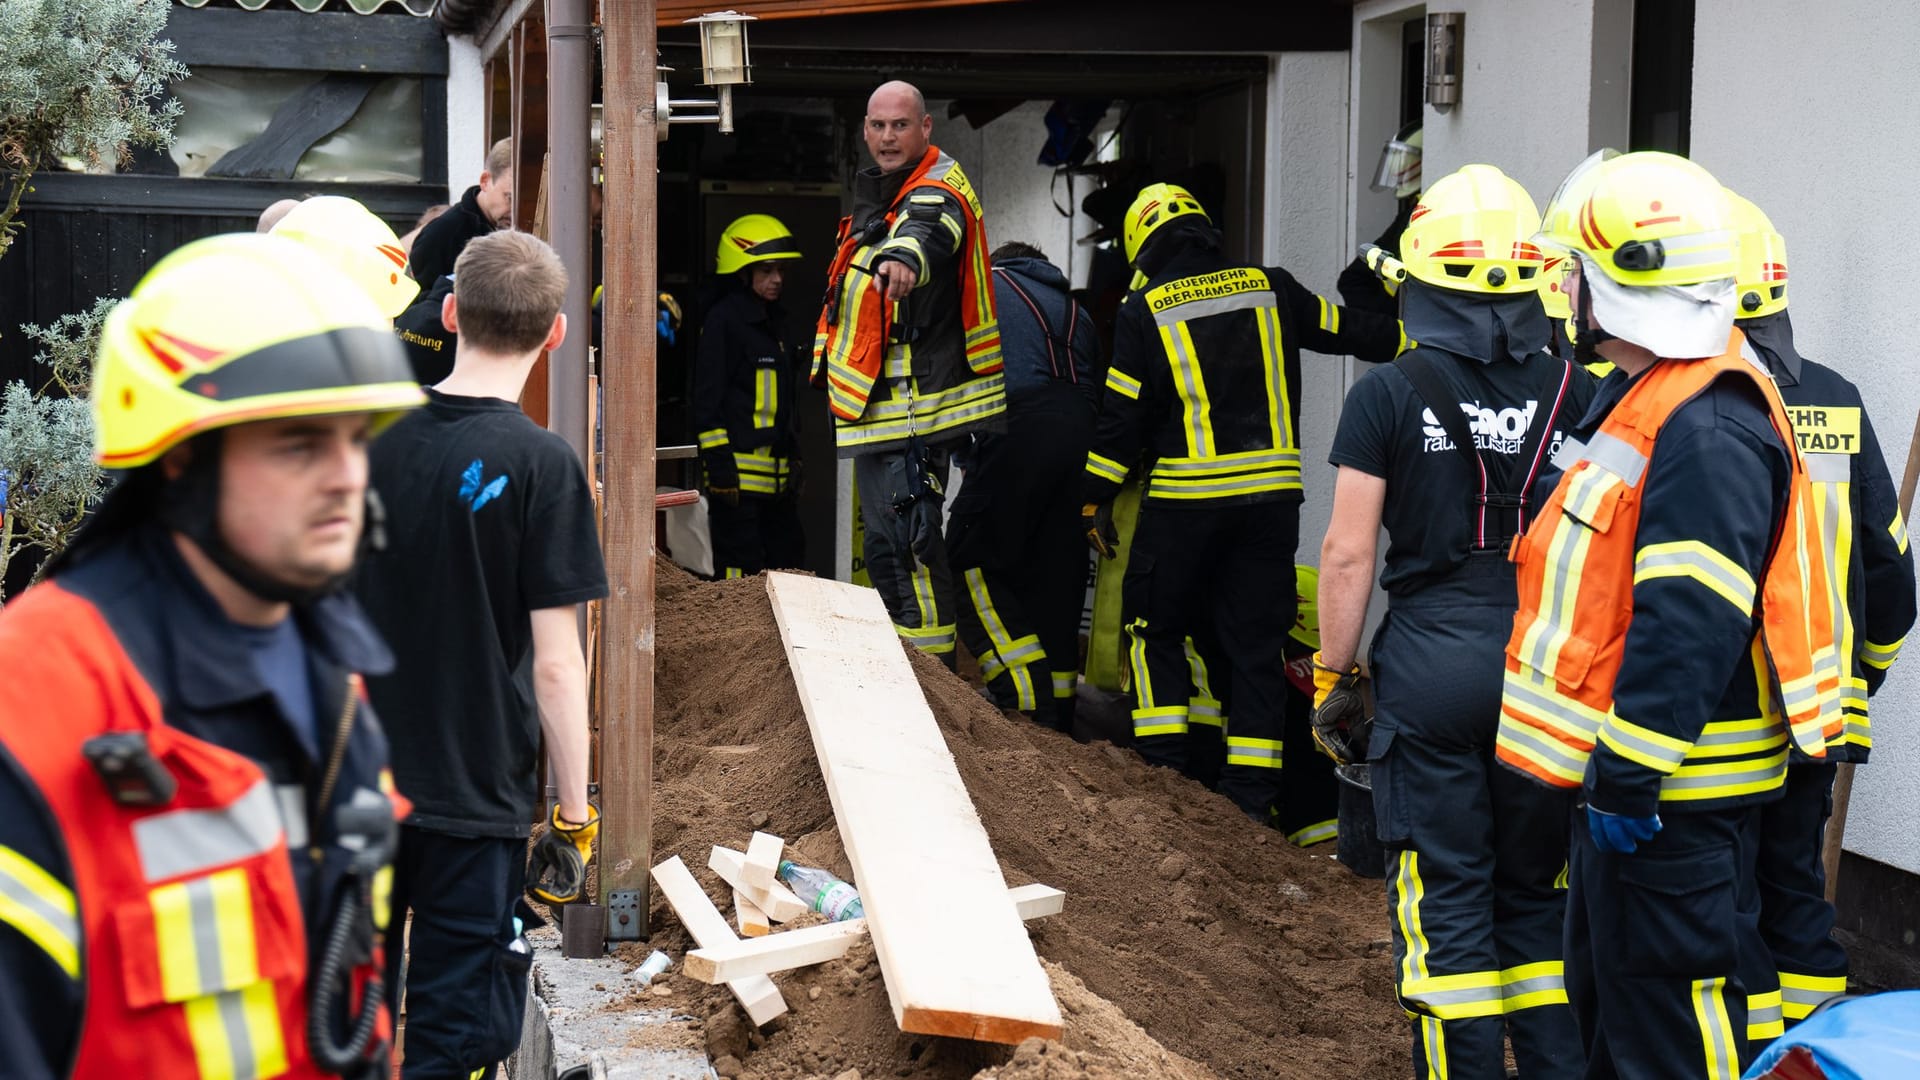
{"left": 636, "top": 565, "right": 1410, "bottom": 1079}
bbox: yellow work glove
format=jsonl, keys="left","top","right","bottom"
{"left": 1309, "top": 651, "right": 1367, "bottom": 766}
{"left": 528, "top": 804, "right": 600, "bottom": 905}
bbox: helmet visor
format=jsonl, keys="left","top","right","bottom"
{"left": 1370, "top": 138, "right": 1423, "bottom": 194}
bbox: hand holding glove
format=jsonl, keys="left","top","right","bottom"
{"left": 1082, "top": 502, "right": 1119, "bottom": 559}
{"left": 702, "top": 448, "right": 740, "bottom": 506}
{"left": 528, "top": 804, "right": 600, "bottom": 905}
{"left": 1308, "top": 652, "right": 1367, "bottom": 766}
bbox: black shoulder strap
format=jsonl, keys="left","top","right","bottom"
{"left": 994, "top": 267, "right": 1077, "bottom": 381}
{"left": 1396, "top": 350, "right": 1486, "bottom": 486}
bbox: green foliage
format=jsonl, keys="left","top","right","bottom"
{"left": 0, "top": 0, "right": 186, "bottom": 261}
{"left": 0, "top": 300, "right": 116, "bottom": 602}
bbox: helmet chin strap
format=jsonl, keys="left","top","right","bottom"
{"left": 157, "top": 432, "right": 357, "bottom": 608}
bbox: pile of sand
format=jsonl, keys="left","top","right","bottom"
{"left": 629, "top": 566, "right": 1409, "bottom": 1079}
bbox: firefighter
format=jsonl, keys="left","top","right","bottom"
{"left": 268, "top": 195, "right": 421, "bottom": 320}
{"left": 813, "top": 80, "right": 1005, "bottom": 665}
{"left": 1497, "top": 151, "right": 1843, "bottom": 1080}
{"left": 0, "top": 233, "right": 425, "bottom": 1078}
{"left": 1337, "top": 121, "right": 1423, "bottom": 316}
{"left": 697, "top": 214, "right": 808, "bottom": 577}
{"left": 1082, "top": 182, "right": 1403, "bottom": 821}
{"left": 945, "top": 241, "right": 1100, "bottom": 729}
{"left": 1314, "top": 164, "right": 1593, "bottom": 1080}
{"left": 1725, "top": 190, "right": 1915, "bottom": 1037}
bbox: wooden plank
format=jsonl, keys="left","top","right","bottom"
{"left": 649, "top": 856, "right": 786, "bottom": 1025}
{"left": 709, "top": 846, "right": 809, "bottom": 923}
{"left": 594, "top": 0, "right": 660, "bottom": 931}
{"left": 766, "top": 572, "right": 1062, "bottom": 1045}
{"left": 164, "top": 7, "right": 449, "bottom": 75}
{"left": 1008, "top": 883, "right": 1066, "bottom": 921}
{"left": 684, "top": 919, "right": 869, "bottom": 985}
{"left": 733, "top": 891, "right": 771, "bottom": 938}
{"left": 743, "top": 831, "right": 784, "bottom": 892}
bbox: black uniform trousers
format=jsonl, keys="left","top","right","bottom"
{"left": 1179, "top": 634, "right": 1342, "bottom": 845}
{"left": 1370, "top": 564, "right": 1580, "bottom": 1080}
{"left": 384, "top": 825, "right": 535, "bottom": 1079}
{"left": 1567, "top": 804, "right": 1774, "bottom": 1080}
{"left": 947, "top": 387, "right": 1093, "bottom": 729}
{"left": 856, "top": 443, "right": 959, "bottom": 662}
{"left": 708, "top": 493, "right": 805, "bottom": 578}
{"left": 1756, "top": 761, "right": 1849, "bottom": 1028}
{"left": 1122, "top": 498, "right": 1295, "bottom": 817}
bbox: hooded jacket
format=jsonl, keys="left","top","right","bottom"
{"left": 989, "top": 254, "right": 1101, "bottom": 408}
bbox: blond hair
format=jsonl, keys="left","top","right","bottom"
{"left": 452, "top": 231, "right": 567, "bottom": 354}
{"left": 485, "top": 137, "right": 514, "bottom": 180}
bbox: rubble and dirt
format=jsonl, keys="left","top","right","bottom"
{"left": 632, "top": 564, "right": 1410, "bottom": 1079}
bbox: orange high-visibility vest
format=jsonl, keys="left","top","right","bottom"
{"left": 812, "top": 145, "right": 1002, "bottom": 423}
{"left": 0, "top": 583, "right": 401, "bottom": 1079}
{"left": 1498, "top": 333, "right": 1843, "bottom": 800}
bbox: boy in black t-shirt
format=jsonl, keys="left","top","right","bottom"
{"left": 356, "top": 230, "right": 607, "bottom": 1078}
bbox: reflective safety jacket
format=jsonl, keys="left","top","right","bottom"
{"left": 1498, "top": 334, "right": 1844, "bottom": 813}
{"left": 1084, "top": 245, "right": 1406, "bottom": 509}
{"left": 812, "top": 146, "right": 1004, "bottom": 456}
{"left": 1746, "top": 314, "right": 1916, "bottom": 761}
{"left": 694, "top": 286, "right": 804, "bottom": 497}
{"left": 0, "top": 527, "right": 403, "bottom": 1079}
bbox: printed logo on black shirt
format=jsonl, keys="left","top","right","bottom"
{"left": 1421, "top": 400, "right": 1543, "bottom": 456}
{"left": 459, "top": 458, "right": 509, "bottom": 512}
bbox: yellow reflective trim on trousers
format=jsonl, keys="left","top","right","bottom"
{"left": 1132, "top": 705, "right": 1188, "bottom": 738}
{"left": 752, "top": 369, "right": 778, "bottom": 431}
{"left": 1226, "top": 736, "right": 1283, "bottom": 769}
{"left": 1598, "top": 713, "right": 1693, "bottom": 773}
{"left": 1127, "top": 618, "right": 1160, "bottom": 710}
{"left": 894, "top": 622, "right": 956, "bottom": 654}
{"left": 1185, "top": 637, "right": 1215, "bottom": 697}
{"left": 0, "top": 845, "right": 79, "bottom": 979}
{"left": 1691, "top": 977, "right": 1739, "bottom": 1080}
{"left": 1288, "top": 819, "right": 1338, "bottom": 847}
{"left": 1553, "top": 863, "right": 1570, "bottom": 889}
{"left": 963, "top": 568, "right": 1046, "bottom": 709}
{"left": 1187, "top": 698, "right": 1224, "bottom": 727}
{"left": 1633, "top": 540, "right": 1758, "bottom": 614}
{"left": 911, "top": 565, "right": 940, "bottom": 627}
{"left": 1502, "top": 960, "right": 1569, "bottom": 1012}
{"left": 1780, "top": 972, "right": 1847, "bottom": 1019}
{"left": 1421, "top": 1016, "right": 1448, "bottom": 1080}
{"left": 1892, "top": 508, "right": 1910, "bottom": 555}
{"left": 1862, "top": 634, "right": 1905, "bottom": 670}
{"left": 1086, "top": 451, "right": 1128, "bottom": 484}
{"left": 1394, "top": 851, "right": 1446, "bottom": 1080}
{"left": 1161, "top": 321, "right": 1214, "bottom": 458}
{"left": 1052, "top": 670, "right": 1076, "bottom": 699}
{"left": 185, "top": 979, "right": 287, "bottom": 1080}
{"left": 723, "top": 567, "right": 744, "bottom": 579}
{"left": 697, "top": 427, "right": 730, "bottom": 450}
{"left": 1105, "top": 367, "right": 1142, "bottom": 400}
{"left": 1399, "top": 969, "right": 1506, "bottom": 1020}
{"left": 1746, "top": 989, "right": 1785, "bottom": 1042}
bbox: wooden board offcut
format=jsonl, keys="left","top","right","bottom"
{"left": 685, "top": 918, "right": 871, "bottom": 983}
{"left": 711, "top": 846, "right": 809, "bottom": 923}
{"left": 649, "top": 856, "right": 787, "bottom": 1026}
{"left": 744, "top": 831, "right": 784, "bottom": 891}
{"left": 735, "top": 890, "right": 771, "bottom": 938}
{"left": 766, "top": 572, "right": 1063, "bottom": 1044}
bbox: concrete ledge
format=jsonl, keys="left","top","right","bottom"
{"left": 509, "top": 928, "right": 715, "bottom": 1079}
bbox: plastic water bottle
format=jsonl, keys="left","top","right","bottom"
{"left": 508, "top": 916, "right": 530, "bottom": 955}
{"left": 777, "top": 861, "right": 864, "bottom": 921}
{"left": 632, "top": 949, "right": 672, "bottom": 986}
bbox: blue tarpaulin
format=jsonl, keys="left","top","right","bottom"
{"left": 1745, "top": 992, "right": 1920, "bottom": 1079}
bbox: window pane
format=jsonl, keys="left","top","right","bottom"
{"left": 162, "top": 67, "right": 422, "bottom": 182}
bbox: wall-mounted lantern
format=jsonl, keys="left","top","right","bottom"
{"left": 1426, "top": 12, "right": 1463, "bottom": 113}
{"left": 657, "top": 10, "right": 756, "bottom": 141}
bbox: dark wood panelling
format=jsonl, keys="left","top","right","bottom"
{"left": 166, "top": 7, "right": 449, "bottom": 76}
{"left": 23, "top": 174, "right": 446, "bottom": 220}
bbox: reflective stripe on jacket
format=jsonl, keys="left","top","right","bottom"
{"left": 0, "top": 566, "right": 402, "bottom": 1078}
{"left": 1498, "top": 333, "right": 1843, "bottom": 802}
{"left": 812, "top": 146, "right": 1004, "bottom": 453}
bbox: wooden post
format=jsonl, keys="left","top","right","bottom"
{"left": 1823, "top": 406, "right": 1920, "bottom": 902}
{"left": 596, "top": 0, "right": 658, "bottom": 940}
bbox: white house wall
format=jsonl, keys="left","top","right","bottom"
{"left": 1692, "top": 0, "right": 1920, "bottom": 876}
{"left": 446, "top": 36, "right": 486, "bottom": 195}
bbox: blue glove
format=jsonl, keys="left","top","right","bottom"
{"left": 656, "top": 306, "right": 677, "bottom": 346}
{"left": 1587, "top": 804, "right": 1662, "bottom": 854}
